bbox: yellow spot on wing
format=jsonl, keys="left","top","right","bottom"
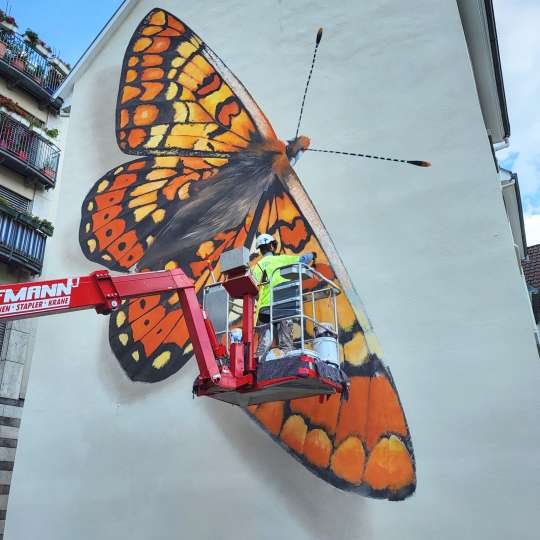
{"left": 166, "top": 82, "right": 178, "bottom": 100}
{"left": 147, "top": 125, "right": 168, "bottom": 148}
{"left": 97, "top": 180, "right": 109, "bottom": 193}
{"left": 130, "top": 180, "right": 167, "bottom": 197}
{"left": 129, "top": 192, "right": 158, "bottom": 208}
{"left": 132, "top": 350, "right": 140, "bottom": 361}
{"left": 87, "top": 239, "right": 96, "bottom": 253}
{"left": 133, "top": 37, "right": 152, "bottom": 52}
{"left": 119, "top": 334, "right": 129, "bottom": 346}
{"left": 116, "top": 311, "right": 126, "bottom": 327}
{"left": 343, "top": 332, "right": 368, "bottom": 366}
{"left": 154, "top": 157, "right": 180, "bottom": 167}
{"left": 152, "top": 350, "right": 171, "bottom": 369}
{"left": 152, "top": 209, "right": 165, "bottom": 223}
{"left": 134, "top": 204, "right": 158, "bottom": 222}
{"left": 149, "top": 10, "right": 166, "bottom": 25}
{"left": 178, "top": 182, "right": 191, "bottom": 200}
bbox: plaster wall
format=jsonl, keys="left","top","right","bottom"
{"left": 5, "top": 1, "right": 540, "bottom": 539}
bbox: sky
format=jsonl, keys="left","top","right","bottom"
{"left": 2, "top": 0, "right": 123, "bottom": 66}
{"left": 4, "top": 1, "right": 538, "bottom": 245}
{"left": 493, "top": 0, "right": 540, "bottom": 246}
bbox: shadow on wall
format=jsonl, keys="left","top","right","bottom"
{"left": 95, "top": 325, "right": 193, "bottom": 404}
{"left": 201, "top": 397, "right": 371, "bottom": 540}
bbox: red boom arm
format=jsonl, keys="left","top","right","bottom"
{"left": 0, "top": 269, "right": 221, "bottom": 382}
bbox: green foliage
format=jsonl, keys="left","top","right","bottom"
{"left": 0, "top": 197, "right": 54, "bottom": 236}
{"left": 45, "top": 128, "right": 58, "bottom": 139}
{"left": 24, "top": 29, "right": 38, "bottom": 43}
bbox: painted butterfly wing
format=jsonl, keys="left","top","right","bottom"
{"left": 79, "top": 155, "right": 229, "bottom": 271}
{"left": 109, "top": 215, "right": 255, "bottom": 382}
{"left": 117, "top": 8, "right": 277, "bottom": 157}
{"left": 246, "top": 175, "right": 416, "bottom": 500}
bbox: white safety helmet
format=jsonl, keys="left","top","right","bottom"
{"left": 255, "top": 233, "right": 276, "bottom": 249}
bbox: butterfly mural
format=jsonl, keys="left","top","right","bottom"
{"left": 79, "top": 8, "right": 415, "bottom": 500}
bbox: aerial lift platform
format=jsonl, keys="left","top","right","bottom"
{"left": 0, "top": 249, "right": 348, "bottom": 407}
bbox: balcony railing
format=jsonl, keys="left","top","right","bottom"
{"left": 0, "top": 111, "right": 60, "bottom": 188}
{"left": 0, "top": 205, "right": 47, "bottom": 274}
{"left": 0, "top": 30, "right": 65, "bottom": 109}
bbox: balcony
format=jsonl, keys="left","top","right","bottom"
{"left": 0, "top": 30, "right": 64, "bottom": 111}
{"left": 0, "top": 111, "right": 60, "bottom": 188}
{"left": 0, "top": 203, "right": 49, "bottom": 275}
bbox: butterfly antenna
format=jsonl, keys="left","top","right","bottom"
{"left": 307, "top": 148, "right": 431, "bottom": 167}
{"left": 295, "top": 28, "right": 323, "bottom": 139}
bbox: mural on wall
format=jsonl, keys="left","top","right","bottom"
{"left": 79, "top": 8, "right": 415, "bottom": 500}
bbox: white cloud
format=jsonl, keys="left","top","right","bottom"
{"left": 493, "top": 0, "right": 540, "bottom": 219}
{"left": 525, "top": 215, "right": 540, "bottom": 246}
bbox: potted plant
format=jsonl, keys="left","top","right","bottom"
{"left": 24, "top": 30, "right": 51, "bottom": 58}
{"left": 0, "top": 11, "right": 17, "bottom": 33}
{"left": 32, "top": 64, "right": 45, "bottom": 84}
{"left": 14, "top": 135, "right": 29, "bottom": 161}
{"left": 38, "top": 219, "right": 54, "bottom": 236}
{"left": 9, "top": 41, "right": 26, "bottom": 71}
{"left": 41, "top": 156, "right": 56, "bottom": 179}
{"left": 45, "top": 128, "right": 59, "bottom": 139}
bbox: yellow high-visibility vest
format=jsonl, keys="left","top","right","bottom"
{"left": 251, "top": 253, "right": 301, "bottom": 313}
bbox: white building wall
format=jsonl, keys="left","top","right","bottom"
{"left": 5, "top": 1, "right": 540, "bottom": 539}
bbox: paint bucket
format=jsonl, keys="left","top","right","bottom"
{"left": 313, "top": 337, "right": 338, "bottom": 363}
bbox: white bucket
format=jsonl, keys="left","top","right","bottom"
{"left": 313, "top": 336, "right": 338, "bottom": 363}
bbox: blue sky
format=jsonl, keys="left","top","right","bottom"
{"left": 493, "top": 0, "right": 540, "bottom": 244}
{"left": 4, "top": 0, "right": 123, "bottom": 66}
{"left": 5, "top": 1, "right": 538, "bottom": 243}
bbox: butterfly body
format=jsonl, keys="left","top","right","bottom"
{"left": 80, "top": 8, "right": 416, "bottom": 500}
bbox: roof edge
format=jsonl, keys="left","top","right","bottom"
{"left": 54, "top": 0, "right": 140, "bottom": 101}
{"left": 483, "top": 0, "right": 511, "bottom": 139}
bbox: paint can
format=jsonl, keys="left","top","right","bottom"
{"left": 313, "top": 323, "right": 338, "bottom": 363}
{"left": 313, "top": 337, "right": 338, "bottom": 363}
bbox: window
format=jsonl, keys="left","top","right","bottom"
{"left": 0, "top": 185, "right": 32, "bottom": 212}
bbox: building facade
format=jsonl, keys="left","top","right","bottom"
{"left": 4, "top": 1, "right": 540, "bottom": 539}
{"left": 0, "top": 10, "right": 70, "bottom": 536}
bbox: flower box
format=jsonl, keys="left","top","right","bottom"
{"left": 38, "top": 221, "right": 54, "bottom": 236}
{"left": 0, "top": 42, "right": 7, "bottom": 58}
{"left": 0, "top": 20, "right": 17, "bottom": 33}
{"left": 42, "top": 166, "right": 55, "bottom": 179}
{"left": 50, "top": 57, "right": 70, "bottom": 75}
{"left": 34, "top": 43, "right": 50, "bottom": 58}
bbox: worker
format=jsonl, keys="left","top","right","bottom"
{"left": 251, "top": 233, "right": 315, "bottom": 361}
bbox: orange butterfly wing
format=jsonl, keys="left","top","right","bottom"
{"left": 109, "top": 216, "right": 254, "bottom": 382}
{"left": 80, "top": 155, "right": 229, "bottom": 271}
{"left": 80, "top": 8, "right": 277, "bottom": 379}
{"left": 246, "top": 178, "right": 416, "bottom": 500}
{"left": 117, "top": 8, "right": 276, "bottom": 156}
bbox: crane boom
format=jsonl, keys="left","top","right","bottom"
{"left": 0, "top": 268, "right": 222, "bottom": 382}
{"left": 0, "top": 260, "right": 348, "bottom": 406}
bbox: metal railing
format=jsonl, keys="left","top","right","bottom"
{"left": 0, "top": 206, "right": 46, "bottom": 274}
{"left": 269, "top": 263, "right": 341, "bottom": 362}
{"left": 0, "top": 111, "right": 60, "bottom": 182}
{"left": 0, "top": 30, "right": 65, "bottom": 94}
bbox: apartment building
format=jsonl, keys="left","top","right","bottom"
{"left": 0, "top": 10, "right": 69, "bottom": 537}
